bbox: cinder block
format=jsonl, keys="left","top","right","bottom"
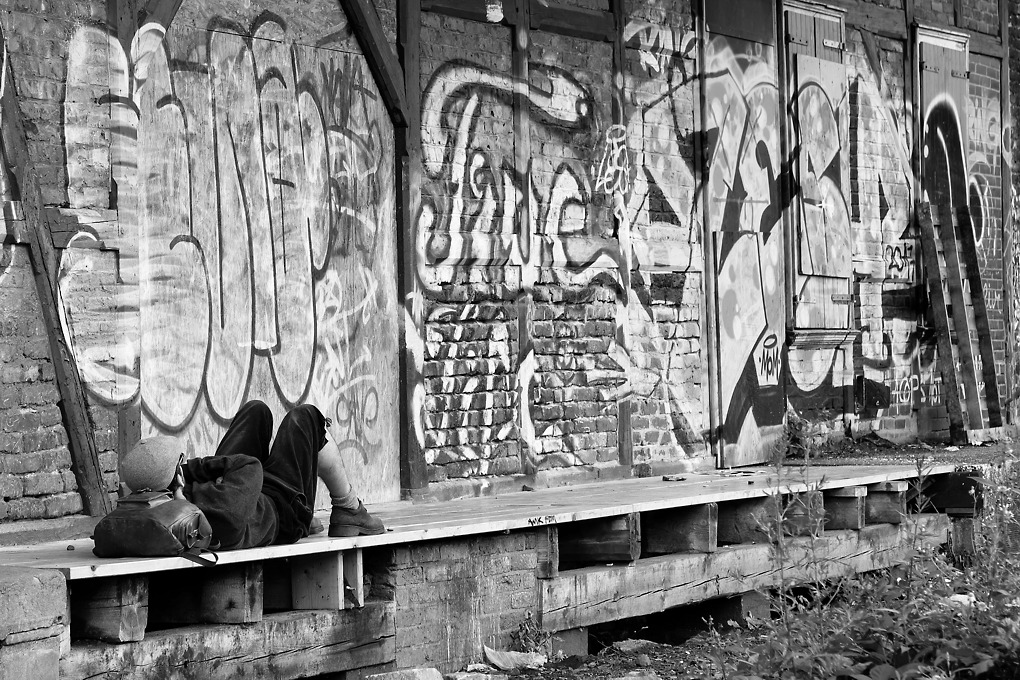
{"left": 0, "top": 568, "right": 66, "bottom": 641}
{"left": 0, "top": 635, "right": 59, "bottom": 680}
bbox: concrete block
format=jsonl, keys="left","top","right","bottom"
{"left": 0, "top": 635, "right": 59, "bottom": 680}
{"left": 0, "top": 568, "right": 66, "bottom": 640}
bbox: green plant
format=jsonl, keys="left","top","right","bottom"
{"left": 697, "top": 449, "right": 1020, "bottom": 680}
{"left": 513, "top": 611, "right": 552, "bottom": 654}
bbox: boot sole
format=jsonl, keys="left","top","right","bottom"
{"left": 328, "top": 524, "right": 385, "bottom": 537}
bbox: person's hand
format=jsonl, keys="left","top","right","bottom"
{"left": 170, "top": 454, "right": 186, "bottom": 500}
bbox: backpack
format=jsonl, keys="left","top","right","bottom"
{"left": 92, "top": 491, "right": 218, "bottom": 565}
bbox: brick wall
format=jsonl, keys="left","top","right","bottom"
{"left": 962, "top": 0, "right": 1001, "bottom": 35}
{"left": 0, "top": 0, "right": 108, "bottom": 207}
{"left": 0, "top": 248, "right": 107, "bottom": 522}
{"left": 968, "top": 53, "right": 1008, "bottom": 410}
{"left": 390, "top": 532, "right": 540, "bottom": 672}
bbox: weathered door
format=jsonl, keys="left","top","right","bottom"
{"left": 703, "top": 0, "right": 787, "bottom": 466}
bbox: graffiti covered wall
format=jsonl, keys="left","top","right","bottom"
{"left": 57, "top": 0, "right": 401, "bottom": 501}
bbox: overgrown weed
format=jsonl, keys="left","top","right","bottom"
{"left": 701, "top": 415, "right": 1020, "bottom": 680}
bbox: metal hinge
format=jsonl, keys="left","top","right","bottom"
{"left": 921, "top": 62, "right": 939, "bottom": 73}
{"left": 789, "top": 35, "right": 810, "bottom": 46}
{"left": 822, "top": 38, "right": 844, "bottom": 51}
{"left": 831, "top": 294, "right": 856, "bottom": 305}
{"left": 951, "top": 69, "right": 970, "bottom": 79}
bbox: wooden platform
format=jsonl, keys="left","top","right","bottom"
{"left": 0, "top": 463, "right": 959, "bottom": 580}
{"left": 0, "top": 463, "right": 972, "bottom": 680}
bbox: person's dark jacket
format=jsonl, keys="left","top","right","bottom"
{"left": 182, "top": 454, "right": 278, "bottom": 550}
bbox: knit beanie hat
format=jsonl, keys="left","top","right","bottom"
{"left": 120, "top": 436, "right": 183, "bottom": 492}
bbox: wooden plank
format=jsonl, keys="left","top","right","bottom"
{"left": 539, "top": 515, "right": 949, "bottom": 631}
{"left": 824, "top": 486, "right": 867, "bottom": 530}
{"left": 0, "top": 29, "right": 112, "bottom": 516}
{"left": 529, "top": 2, "right": 615, "bottom": 41}
{"left": 935, "top": 204, "right": 984, "bottom": 428}
{"left": 70, "top": 576, "right": 148, "bottom": 643}
{"left": 61, "top": 602, "right": 396, "bottom": 680}
{"left": 954, "top": 206, "right": 1003, "bottom": 426}
{"left": 717, "top": 497, "right": 778, "bottom": 544}
{"left": 292, "top": 552, "right": 345, "bottom": 610}
{"left": 536, "top": 526, "right": 559, "bottom": 579}
{"left": 336, "top": 0, "right": 408, "bottom": 127}
{"left": 642, "top": 503, "right": 717, "bottom": 554}
{"left": 343, "top": 549, "right": 365, "bottom": 609}
{"left": 917, "top": 202, "right": 967, "bottom": 442}
{"left": 559, "top": 513, "right": 640, "bottom": 565}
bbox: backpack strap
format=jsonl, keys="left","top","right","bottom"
{"left": 180, "top": 547, "right": 219, "bottom": 567}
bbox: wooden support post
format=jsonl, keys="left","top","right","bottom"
{"left": 865, "top": 481, "right": 908, "bottom": 524}
{"left": 709, "top": 591, "right": 771, "bottom": 628}
{"left": 200, "top": 563, "right": 263, "bottom": 624}
{"left": 337, "top": 0, "right": 408, "bottom": 126}
{"left": 824, "top": 486, "right": 867, "bottom": 530}
{"left": 0, "top": 29, "right": 112, "bottom": 516}
{"left": 396, "top": 0, "right": 428, "bottom": 497}
{"left": 951, "top": 517, "right": 978, "bottom": 560}
{"left": 71, "top": 576, "right": 148, "bottom": 643}
{"left": 343, "top": 549, "right": 365, "bottom": 609}
{"left": 292, "top": 552, "right": 346, "bottom": 610}
{"left": 928, "top": 471, "right": 983, "bottom": 517}
{"left": 559, "top": 513, "right": 640, "bottom": 565}
{"left": 717, "top": 497, "right": 778, "bottom": 545}
{"left": 642, "top": 503, "right": 718, "bottom": 555}
{"left": 536, "top": 526, "right": 559, "bottom": 579}
{"left": 783, "top": 491, "right": 824, "bottom": 537}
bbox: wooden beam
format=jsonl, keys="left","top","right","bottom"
{"left": 955, "top": 206, "right": 1004, "bottom": 426}
{"left": 70, "top": 576, "right": 148, "bottom": 643}
{"left": 291, "top": 552, "right": 346, "bottom": 610}
{"left": 421, "top": 0, "right": 516, "bottom": 24}
{"left": 396, "top": 0, "right": 429, "bottom": 496}
{"left": 559, "top": 513, "right": 640, "bottom": 565}
{"left": 917, "top": 202, "right": 967, "bottom": 442}
{"left": 539, "top": 515, "right": 949, "bottom": 631}
{"left": 342, "top": 549, "right": 365, "bottom": 608}
{"left": 138, "top": 0, "right": 185, "bottom": 28}
{"left": 536, "top": 526, "right": 559, "bottom": 578}
{"left": 530, "top": 2, "right": 615, "bottom": 42}
{"left": 0, "top": 29, "right": 112, "bottom": 516}
{"left": 824, "top": 486, "right": 867, "bottom": 530}
{"left": 783, "top": 491, "right": 824, "bottom": 537}
{"left": 865, "top": 480, "right": 908, "bottom": 524}
{"left": 842, "top": 0, "right": 907, "bottom": 38}
{"left": 147, "top": 563, "right": 263, "bottom": 626}
{"left": 337, "top": 0, "right": 409, "bottom": 128}
{"left": 642, "top": 503, "right": 718, "bottom": 554}
{"left": 717, "top": 497, "right": 778, "bottom": 545}
{"left": 62, "top": 602, "right": 396, "bottom": 680}
{"left": 936, "top": 205, "right": 985, "bottom": 428}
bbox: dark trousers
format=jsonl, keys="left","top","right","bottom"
{"left": 215, "top": 400, "right": 326, "bottom": 544}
